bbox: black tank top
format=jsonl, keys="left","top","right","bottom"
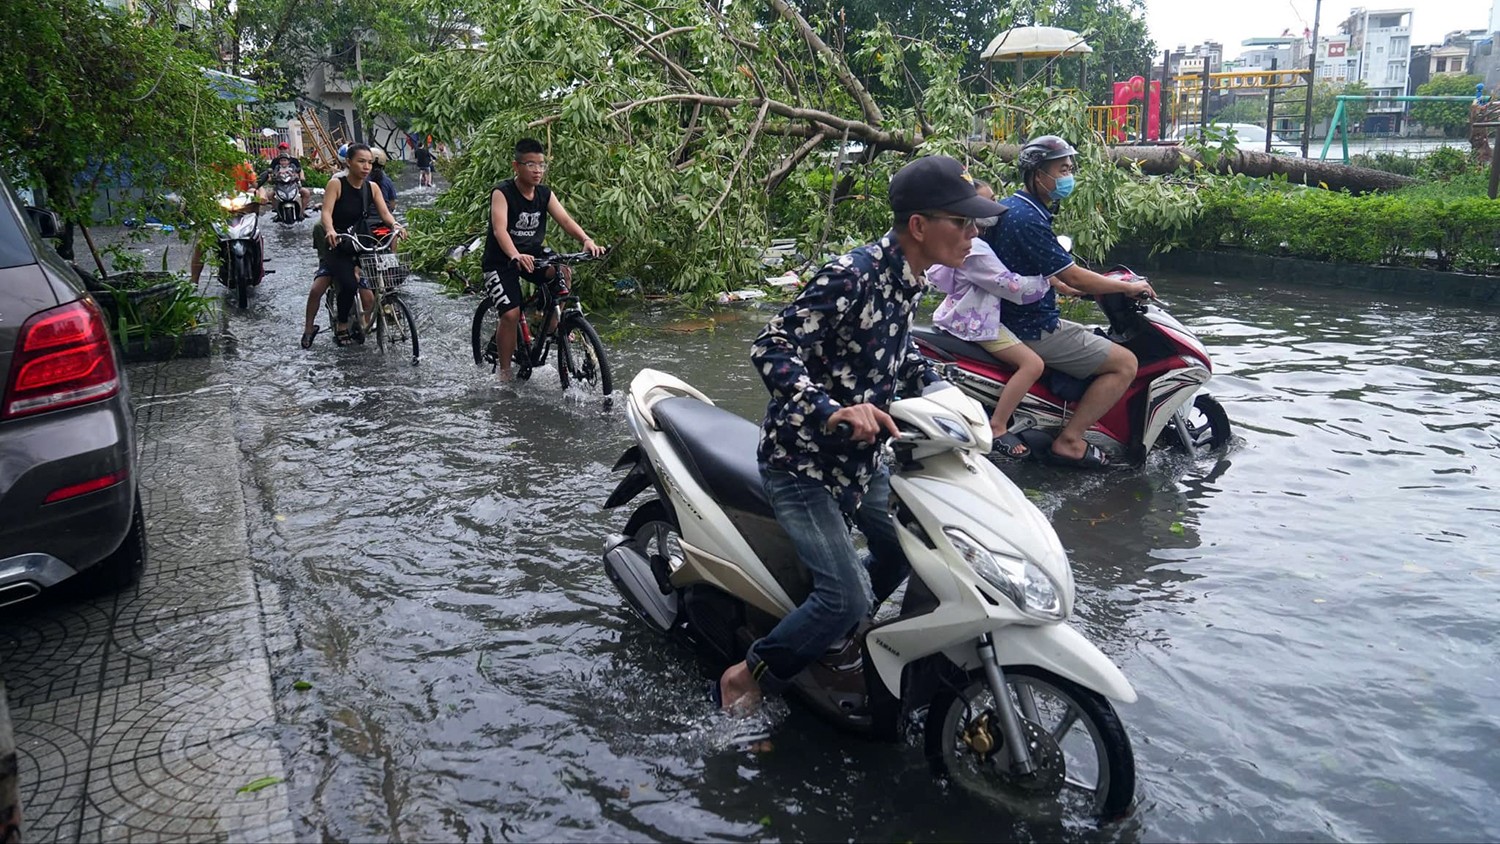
{"left": 331, "top": 175, "right": 370, "bottom": 235}
{"left": 482, "top": 180, "right": 551, "bottom": 270}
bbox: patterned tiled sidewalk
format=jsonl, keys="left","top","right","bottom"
{"left": 0, "top": 359, "right": 296, "bottom": 842}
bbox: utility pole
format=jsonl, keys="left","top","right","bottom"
{"left": 1301, "top": 0, "right": 1323, "bottom": 158}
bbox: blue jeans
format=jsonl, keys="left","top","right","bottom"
{"left": 744, "top": 465, "right": 910, "bottom": 694}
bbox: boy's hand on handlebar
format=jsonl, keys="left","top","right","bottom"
{"left": 583, "top": 238, "right": 606, "bottom": 257}
{"left": 512, "top": 254, "right": 536, "bottom": 273}
{"left": 325, "top": 229, "right": 339, "bottom": 248}
{"left": 827, "top": 404, "right": 899, "bottom": 444}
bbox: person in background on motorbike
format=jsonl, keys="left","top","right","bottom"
{"left": 309, "top": 144, "right": 405, "bottom": 347}
{"left": 480, "top": 137, "right": 605, "bottom": 381}
{"left": 190, "top": 138, "right": 259, "bottom": 286}
{"left": 984, "top": 135, "right": 1156, "bottom": 470}
{"left": 257, "top": 141, "right": 312, "bottom": 211}
{"left": 716, "top": 155, "right": 1003, "bottom": 715}
{"left": 926, "top": 180, "right": 1044, "bottom": 459}
{"left": 415, "top": 142, "right": 435, "bottom": 187}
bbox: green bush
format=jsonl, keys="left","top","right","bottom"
{"left": 1122, "top": 174, "right": 1500, "bottom": 274}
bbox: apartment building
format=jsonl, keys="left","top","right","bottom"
{"left": 1338, "top": 7, "right": 1414, "bottom": 131}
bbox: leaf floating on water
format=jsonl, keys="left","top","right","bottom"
{"left": 1312, "top": 598, "right": 1326, "bottom": 604}
{"left": 1169, "top": 522, "right": 1186, "bottom": 536}
{"left": 293, "top": 680, "right": 313, "bottom": 691}
{"left": 274, "top": 514, "right": 286, "bottom": 522}
{"left": 759, "top": 816, "right": 772, "bottom": 827}
{"left": 1402, "top": 562, "right": 1431, "bottom": 574}
{"left": 237, "top": 776, "right": 283, "bottom": 794}
{"left": 1023, "top": 488, "right": 1044, "bottom": 502}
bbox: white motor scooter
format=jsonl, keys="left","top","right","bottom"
{"left": 601, "top": 369, "right": 1139, "bottom": 821}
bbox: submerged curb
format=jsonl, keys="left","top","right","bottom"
{"left": 1108, "top": 247, "right": 1500, "bottom": 305}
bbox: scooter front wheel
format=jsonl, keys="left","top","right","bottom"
{"left": 925, "top": 664, "right": 1135, "bottom": 823}
{"left": 1170, "top": 394, "right": 1232, "bottom": 453}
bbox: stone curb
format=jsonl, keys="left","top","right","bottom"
{"left": 1107, "top": 247, "right": 1500, "bottom": 305}
{"left": 1, "top": 682, "right": 19, "bottom": 843}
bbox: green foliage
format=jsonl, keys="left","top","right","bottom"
{"left": 362, "top": 0, "right": 982, "bottom": 303}
{"left": 0, "top": 0, "right": 241, "bottom": 231}
{"left": 1313, "top": 80, "right": 1370, "bottom": 129}
{"left": 1125, "top": 175, "right": 1500, "bottom": 273}
{"left": 1410, "top": 75, "right": 1483, "bottom": 137}
{"left": 97, "top": 272, "right": 218, "bottom": 343}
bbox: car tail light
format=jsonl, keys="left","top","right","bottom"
{"left": 2, "top": 298, "right": 120, "bottom": 420}
{"left": 44, "top": 468, "right": 129, "bottom": 503}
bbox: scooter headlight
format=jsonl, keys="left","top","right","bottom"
{"left": 943, "top": 527, "right": 1063, "bottom": 620}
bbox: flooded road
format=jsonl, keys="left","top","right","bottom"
{"left": 218, "top": 193, "right": 1499, "bottom": 842}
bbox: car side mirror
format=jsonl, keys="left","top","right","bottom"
{"left": 25, "top": 207, "right": 63, "bottom": 239}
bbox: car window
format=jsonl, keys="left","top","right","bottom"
{"left": 0, "top": 178, "right": 39, "bottom": 269}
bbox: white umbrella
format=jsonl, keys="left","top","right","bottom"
{"left": 981, "top": 26, "right": 1093, "bottom": 60}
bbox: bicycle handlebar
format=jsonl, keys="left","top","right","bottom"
{"left": 331, "top": 228, "right": 401, "bottom": 252}
{"left": 519, "top": 247, "right": 612, "bottom": 268}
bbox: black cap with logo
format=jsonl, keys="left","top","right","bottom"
{"left": 888, "top": 155, "right": 1006, "bottom": 218}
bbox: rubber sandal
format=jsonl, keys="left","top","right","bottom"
{"left": 1046, "top": 443, "right": 1112, "bottom": 470}
{"left": 334, "top": 328, "right": 352, "bottom": 347}
{"left": 992, "top": 432, "right": 1030, "bottom": 459}
{"left": 300, "top": 326, "right": 321, "bottom": 349}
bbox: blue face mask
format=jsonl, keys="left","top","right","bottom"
{"left": 1049, "top": 174, "right": 1076, "bottom": 201}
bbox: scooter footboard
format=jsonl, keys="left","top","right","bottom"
{"left": 942, "top": 624, "right": 1137, "bottom": 703}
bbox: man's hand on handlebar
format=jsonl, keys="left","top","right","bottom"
{"left": 827, "top": 404, "right": 900, "bottom": 444}
{"left": 512, "top": 253, "right": 536, "bottom": 273}
{"left": 1126, "top": 279, "right": 1156, "bottom": 300}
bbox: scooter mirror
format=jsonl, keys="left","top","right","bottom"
{"left": 1056, "top": 235, "right": 1073, "bottom": 253}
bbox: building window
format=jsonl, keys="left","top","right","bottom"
{"left": 1436, "top": 58, "right": 1447, "bottom": 72}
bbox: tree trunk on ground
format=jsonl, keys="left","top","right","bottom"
{"left": 986, "top": 144, "right": 1418, "bottom": 193}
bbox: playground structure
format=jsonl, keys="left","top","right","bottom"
{"left": 1105, "top": 76, "right": 1159, "bottom": 142}
{"left": 1321, "top": 93, "right": 1483, "bottom": 162}
{"left": 1169, "top": 67, "right": 1310, "bottom": 151}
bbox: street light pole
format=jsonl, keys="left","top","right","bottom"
{"left": 1301, "top": 0, "right": 1323, "bottom": 158}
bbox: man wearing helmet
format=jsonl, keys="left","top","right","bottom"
{"left": 985, "top": 135, "right": 1156, "bottom": 470}
{"left": 257, "top": 141, "right": 311, "bottom": 210}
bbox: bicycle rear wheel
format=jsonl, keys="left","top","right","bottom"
{"left": 382, "top": 294, "right": 420, "bottom": 364}
{"left": 557, "top": 313, "right": 613, "bottom": 404}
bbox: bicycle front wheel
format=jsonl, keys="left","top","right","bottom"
{"left": 382, "top": 294, "right": 420, "bottom": 364}
{"left": 557, "top": 314, "right": 613, "bottom": 403}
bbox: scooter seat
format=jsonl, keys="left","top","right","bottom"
{"left": 911, "top": 325, "right": 1002, "bottom": 366}
{"left": 652, "top": 397, "right": 773, "bottom": 518}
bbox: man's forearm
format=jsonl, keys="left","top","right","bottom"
{"left": 1056, "top": 264, "right": 1131, "bottom": 295}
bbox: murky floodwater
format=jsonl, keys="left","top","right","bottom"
{"left": 217, "top": 184, "right": 1500, "bottom": 842}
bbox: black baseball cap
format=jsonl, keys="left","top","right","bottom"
{"left": 889, "top": 155, "right": 1006, "bottom": 218}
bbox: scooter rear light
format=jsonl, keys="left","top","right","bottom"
{"left": 2, "top": 299, "right": 120, "bottom": 420}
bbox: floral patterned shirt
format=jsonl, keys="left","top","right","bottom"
{"left": 752, "top": 231, "right": 941, "bottom": 512}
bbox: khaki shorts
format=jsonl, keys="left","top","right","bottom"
{"left": 976, "top": 325, "right": 1022, "bottom": 355}
{"left": 1023, "top": 319, "right": 1113, "bottom": 378}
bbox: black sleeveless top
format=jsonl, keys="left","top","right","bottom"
{"left": 331, "top": 175, "right": 371, "bottom": 235}
{"left": 482, "top": 180, "right": 551, "bottom": 271}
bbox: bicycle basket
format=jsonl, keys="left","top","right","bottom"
{"left": 359, "top": 250, "right": 410, "bottom": 288}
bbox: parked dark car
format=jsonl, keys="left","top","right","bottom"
{"left": 0, "top": 171, "right": 145, "bottom": 609}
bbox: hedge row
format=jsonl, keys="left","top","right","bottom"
{"left": 1137, "top": 184, "right": 1500, "bottom": 275}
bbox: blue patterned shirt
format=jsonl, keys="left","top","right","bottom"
{"left": 752, "top": 231, "right": 941, "bottom": 512}
{"left": 985, "top": 190, "right": 1076, "bottom": 340}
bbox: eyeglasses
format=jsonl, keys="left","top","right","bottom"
{"left": 922, "top": 213, "right": 979, "bottom": 231}
{"left": 517, "top": 161, "right": 548, "bottom": 171}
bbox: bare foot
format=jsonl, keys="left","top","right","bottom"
{"left": 718, "top": 661, "right": 762, "bottom": 714}
{"left": 497, "top": 368, "right": 515, "bottom": 383}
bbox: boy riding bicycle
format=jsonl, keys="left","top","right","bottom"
{"left": 482, "top": 138, "right": 605, "bottom": 381}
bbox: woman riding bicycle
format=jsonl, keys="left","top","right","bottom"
{"left": 317, "top": 144, "right": 404, "bottom": 346}
{"left": 482, "top": 137, "right": 604, "bottom": 381}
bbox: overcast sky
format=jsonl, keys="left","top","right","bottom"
{"left": 1143, "top": 0, "right": 1494, "bottom": 58}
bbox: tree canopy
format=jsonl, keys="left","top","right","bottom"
{"left": 1409, "top": 75, "right": 1483, "bottom": 137}
{"left": 0, "top": 0, "right": 241, "bottom": 229}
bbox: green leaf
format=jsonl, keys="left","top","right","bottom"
{"left": 292, "top": 680, "right": 313, "bottom": 691}
{"left": 236, "top": 776, "right": 283, "bottom": 794}
{"left": 1169, "top": 522, "right": 1185, "bottom": 536}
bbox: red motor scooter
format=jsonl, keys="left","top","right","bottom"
{"left": 912, "top": 267, "right": 1232, "bottom": 467}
